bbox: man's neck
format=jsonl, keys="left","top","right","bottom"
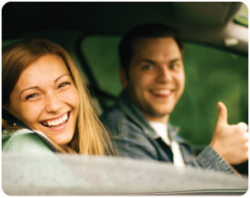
{"left": 143, "top": 113, "right": 169, "bottom": 124}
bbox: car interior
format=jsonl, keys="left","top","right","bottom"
{"left": 2, "top": 2, "right": 248, "bottom": 175}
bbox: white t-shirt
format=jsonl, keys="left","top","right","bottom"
{"left": 149, "top": 121, "right": 185, "bottom": 168}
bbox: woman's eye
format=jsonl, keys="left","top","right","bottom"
{"left": 25, "top": 94, "right": 38, "bottom": 100}
{"left": 58, "top": 82, "right": 70, "bottom": 88}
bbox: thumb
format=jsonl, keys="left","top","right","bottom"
{"left": 216, "top": 101, "right": 228, "bottom": 126}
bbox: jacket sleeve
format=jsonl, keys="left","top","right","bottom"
{"left": 194, "top": 145, "right": 238, "bottom": 175}
{"left": 178, "top": 139, "right": 238, "bottom": 174}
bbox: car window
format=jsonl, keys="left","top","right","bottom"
{"left": 80, "top": 35, "right": 248, "bottom": 147}
{"left": 2, "top": 38, "right": 26, "bottom": 48}
{"left": 2, "top": 153, "right": 248, "bottom": 195}
{"left": 234, "top": 3, "right": 248, "bottom": 27}
{"left": 81, "top": 36, "right": 122, "bottom": 97}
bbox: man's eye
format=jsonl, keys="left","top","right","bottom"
{"left": 58, "top": 82, "right": 70, "bottom": 88}
{"left": 25, "top": 94, "right": 38, "bottom": 100}
{"left": 142, "top": 65, "right": 153, "bottom": 70}
{"left": 170, "top": 64, "right": 178, "bottom": 69}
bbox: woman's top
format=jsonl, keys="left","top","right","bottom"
{"left": 2, "top": 128, "right": 90, "bottom": 187}
{"left": 2, "top": 128, "right": 57, "bottom": 153}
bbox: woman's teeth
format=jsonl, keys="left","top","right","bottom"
{"left": 42, "top": 113, "right": 69, "bottom": 128}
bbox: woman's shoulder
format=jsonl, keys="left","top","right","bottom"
{"left": 2, "top": 129, "right": 54, "bottom": 154}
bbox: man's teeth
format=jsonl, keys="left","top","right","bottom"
{"left": 151, "top": 90, "right": 171, "bottom": 95}
{"left": 42, "top": 114, "right": 68, "bottom": 127}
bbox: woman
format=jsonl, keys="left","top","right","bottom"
{"left": 2, "top": 38, "right": 114, "bottom": 156}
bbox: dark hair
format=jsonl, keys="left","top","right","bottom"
{"left": 118, "top": 23, "right": 184, "bottom": 73}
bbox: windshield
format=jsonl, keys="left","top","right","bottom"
{"left": 2, "top": 153, "right": 248, "bottom": 195}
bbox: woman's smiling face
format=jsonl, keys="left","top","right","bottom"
{"left": 8, "top": 54, "right": 80, "bottom": 145}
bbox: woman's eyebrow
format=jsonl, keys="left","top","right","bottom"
{"left": 55, "top": 74, "right": 71, "bottom": 83}
{"left": 20, "top": 86, "right": 40, "bottom": 96}
{"left": 20, "top": 74, "right": 71, "bottom": 96}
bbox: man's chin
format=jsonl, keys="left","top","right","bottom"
{"left": 142, "top": 108, "right": 173, "bottom": 123}
{"left": 152, "top": 106, "right": 174, "bottom": 116}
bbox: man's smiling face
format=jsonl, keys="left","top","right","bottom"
{"left": 122, "top": 37, "right": 185, "bottom": 123}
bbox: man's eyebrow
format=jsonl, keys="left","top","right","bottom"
{"left": 20, "top": 74, "right": 70, "bottom": 96}
{"left": 170, "top": 58, "right": 182, "bottom": 63}
{"left": 141, "top": 58, "right": 182, "bottom": 64}
{"left": 141, "top": 59, "right": 156, "bottom": 64}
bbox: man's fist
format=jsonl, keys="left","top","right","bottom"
{"left": 210, "top": 102, "right": 248, "bottom": 165}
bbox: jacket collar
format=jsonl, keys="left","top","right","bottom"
{"left": 117, "top": 89, "right": 180, "bottom": 141}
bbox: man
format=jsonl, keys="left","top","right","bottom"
{"left": 100, "top": 23, "right": 248, "bottom": 174}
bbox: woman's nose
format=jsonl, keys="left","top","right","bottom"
{"left": 45, "top": 92, "right": 63, "bottom": 113}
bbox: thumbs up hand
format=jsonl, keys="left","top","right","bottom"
{"left": 210, "top": 102, "right": 248, "bottom": 165}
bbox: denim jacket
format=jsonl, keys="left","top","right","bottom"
{"left": 101, "top": 90, "right": 237, "bottom": 174}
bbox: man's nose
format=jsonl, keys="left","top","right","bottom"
{"left": 45, "top": 92, "right": 63, "bottom": 113}
{"left": 156, "top": 66, "right": 172, "bottom": 82}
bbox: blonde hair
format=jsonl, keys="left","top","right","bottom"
{"left": 2, "top": 39, "right": 115, "bottom": 155}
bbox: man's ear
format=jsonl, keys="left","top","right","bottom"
{"left": 119, "top": 67, "right": 128, "bottom": 88}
